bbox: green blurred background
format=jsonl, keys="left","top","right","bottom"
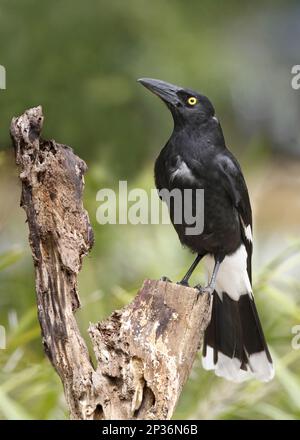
{"left": 0, "top": 0, "right": 300, "bottom": 420}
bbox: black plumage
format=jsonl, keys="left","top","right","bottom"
{"left": 138, "top": 78, "right": 274, "bottom": 382}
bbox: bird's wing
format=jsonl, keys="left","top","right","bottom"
{"left": 216, "top": 151, "right": 253, "bottom": 282}
{"left": 154, "top": 142, "right": 172, "bottom": 195}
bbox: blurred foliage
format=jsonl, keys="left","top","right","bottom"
{"left": 0, "top": 0, "right": 300, "bottom": 420}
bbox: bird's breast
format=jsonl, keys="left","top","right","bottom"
{"left": 168, "top": 155, "right": 198, "bottom": 186}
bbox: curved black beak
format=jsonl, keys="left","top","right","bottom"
{"left": 138, "top": 78, "right": 181, "bottom": 106}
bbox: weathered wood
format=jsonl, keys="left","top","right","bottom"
{"left": 89, "top": 279, "right": 211, "bottom": 419}
{"left": 11, "top": 106, "right": 211, "bottom": 420}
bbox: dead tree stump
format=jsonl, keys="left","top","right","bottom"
{"left": 11, "top": 106, "right": 211, "bottom": 420}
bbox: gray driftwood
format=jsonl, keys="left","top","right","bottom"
{"left": 11, "top": 106, "right": 211, "bottom": 420}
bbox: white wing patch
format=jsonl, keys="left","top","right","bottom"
{"left": 240, "top": 216, "right": 252, "bottom": 242}
{"left": 244, "top": 224, "right": 253, "bottom": 242}
{"left": 203, "top": 244, "right": 252, "bottom": 301}
{"left": 170, "top": 157, "right": 196, "bottom": 184}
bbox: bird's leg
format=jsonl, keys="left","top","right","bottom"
{"left": 160, "top": 275, "right": 172, "bottom": 282}
{"left": 177, "top": 253, "right": 204, "bottom": 287}
{"left": 195, "top": 256, "right": 223, "bottom": 295}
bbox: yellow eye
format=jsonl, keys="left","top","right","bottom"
{"left": 187, "top": 96, "right": 197, "bottom": 106}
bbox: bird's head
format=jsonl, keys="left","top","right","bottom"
{"left": 138, "top": 78, "right": 215, "bottom": 129}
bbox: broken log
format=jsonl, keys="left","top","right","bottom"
{"left": 11, "top": 106, "right": 211, "bottom": 420}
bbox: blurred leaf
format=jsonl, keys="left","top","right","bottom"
{"left": 0, "top": 388, "right": 32, "bottom": 420}
{"left": 256, "top": 403, "right": 296, "bottom": 420}
{"left": 0, "top": 248, "right": 23, "bottom": 272}
{"left": 272, "top": 352, "right": 300, "bottom": 411}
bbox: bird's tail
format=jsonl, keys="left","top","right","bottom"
{"left": 202, "top": 253, "right": 274, "bottom": 382}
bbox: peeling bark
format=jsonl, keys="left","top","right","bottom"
{"left": 11, "top": 106, "right": 212, "bottom": 420}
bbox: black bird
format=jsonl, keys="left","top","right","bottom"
{"left": 138, "top": 78, "right": 274, "bottom": 382}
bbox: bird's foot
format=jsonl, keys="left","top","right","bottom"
{"left": 160, "top": 275, "right": 172, "bottom": 283}
{"left": 177, "top": 280, "right": 189, "bottom": 287}
{"left": 194, "top": 284, "right": 214, "bottom": 296}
